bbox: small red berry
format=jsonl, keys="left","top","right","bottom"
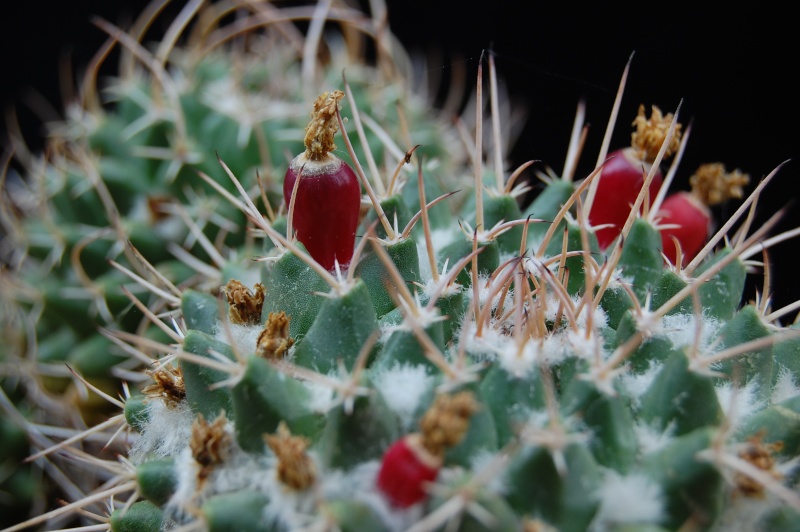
{"left": 283, "top": 91, "right": 361, "bottom": 271}
{"left": 376, "top": 434, "right": 441, "bottom": 508}
{"left": 657, "top": 163, "right": 750, "bottom": 266}
{"left": 376, "top": 392, "right": 479, "bottom": 508}
{"left": 589, "top": 147, "right": 664, "bottom": 249}
{"left": 657, "top": 191, "right": 710, "bottom": 266}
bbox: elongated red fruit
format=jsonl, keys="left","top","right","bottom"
{"left": 589, "top": 147, "right": 663, "bottom": 249}
{"left": 588, "top": 105, "right": 682, "bottom": 250}
{"left": 283, "top": 90, "right": 361, "bottom": 271}
{"left": 657, "top": 163, "right": 750, "bottom": 266}
{"left": 376, "top": 434, "right": 441, "bottom": 508}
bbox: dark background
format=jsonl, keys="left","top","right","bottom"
{"left": 2, "top": 2, "right": 798, "bottom": 321}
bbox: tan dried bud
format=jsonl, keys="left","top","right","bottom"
{"left": 734, "top": 433, "right": 783, "bottom": 498}
{"left": 419, "top": 391, "right": 480, "bottom": 458}
{"left": 631, "top": 104, "right": 683, "bottom": 163}
{"left": 264, "top": 421, "right": 316, "bottom": 490}
{"left": 190, "top": 412, "right": 231, "bottom": 476}
{"left": 256, "top": 311, "right": 294, "bottom": 359}
{"left": 689, "top": 162, "right": 750, "bottom": 206}
{"left": 223, "top": 279, "right": 266, "bottom": 325}
{"left": 303, "top": 90, "right": 345, "bottom": 161}
{"left": 142, "top": 364, "right": 185, "bottom": 408}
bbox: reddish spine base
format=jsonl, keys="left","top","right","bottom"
{"left": 589, "top": 147, "right": 663, "bottom": 249}
{"left": 376, "top": 434, "right": 441, "bottom": 508}
{"left": 658, "top": 191, "right": 711, "bottom": 266}
{"left": 283, "top": 156, "right": 361, "bottom": 271}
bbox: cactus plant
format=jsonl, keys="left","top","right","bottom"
{"left": 2, "top": 1, "right": 800, "bottom": 531}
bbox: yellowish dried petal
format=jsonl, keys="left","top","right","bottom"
{"left": 631, "top": 104, "right": 683, "bottom": 162}
{"left": 256, "top": 311, "right": 294, "bottom": 359}
{"left": 734, "top": 433, "right": 783, "bottom": 498}
{"left": 419, "top": 391, "right": 480, "bottom": 458}
{"left": 142, "top": 364, "right": 185, "bottom": 408}
{"left": 264, "top": 421, "right": 316, "bottom": 490}
{"left": 303, "top": 90, "right": 345, "bottom": 161}
{"left": 689, "top": 162, "right": 751, "bottom": 206}
{"left": 223, "top": 279, "right": 266, "bottom": 325}
{"left": 190, "top": 413, "right": 231, "bottom": 482}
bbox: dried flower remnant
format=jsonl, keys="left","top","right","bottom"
{"left": 190, "top": 413, "right": 232, "bottom": 482}
{"left": 256, "top": 311, "right": 294, "bottom": 359}
{"left": 142, "top": 364, "right": 186, "bottom": 408}
{"left": 223, "top": 280, "right": 266, "bottom": 325}
{"left": 418, "top": 390, "right": 480, "bottom": 458}
{"left": 264, "top": 421, "right": 316, "bottom": 491}
{"left": 734, "top": 434, "right": 783, "bottom": 499}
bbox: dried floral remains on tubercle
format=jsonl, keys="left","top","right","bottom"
{"left": 304, "top": 90, "right": 345, "bottom": 161}
{"left": 734, "top": 432, "right": 783, "bottom": 498}
{"left": 142, "top": 364, "right": 185, "bottom": 408}
{"left": 631, "top": 104, "right": 683, "bottom": 162}
{"left": 689, "top": 162, "right": 751, "bottom": 206}
{"left": 190, "top": 412, "right": 231, "bottom": 482}
{"left": 223, "top": 279, "right": 266, "bottom": 325}
{"left": 264, "top": 421, "right": 316, "bottom": 490}
{"left": 256, "top": 311, "right": 294, "bottom": 359}
{"left": 418, "top": 391, "right": 480, "bottom": 458}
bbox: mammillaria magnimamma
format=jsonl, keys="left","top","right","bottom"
{"left": 1, "top": 1, "right": 800, "bottom": 531}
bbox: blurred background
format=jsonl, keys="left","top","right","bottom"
{"left": 2, "top": 1, "right": 797, "bottom": 320}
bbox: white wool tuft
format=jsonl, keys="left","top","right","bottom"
{"left": 539, "top": 293, "right": 563, "bottom": 325}
{"left": 468, "top": 450, "right": 509, "bottom": 494}
{"left": 772, "top": 365, "right": 800, "bottom": 404}
{"left": 618, "top": 362, "right": 664, "bottom": 406}
{"left": 715, "top": 379, "right": 765, "bottom": 429}
{"left": 303, "top": 378, "right": 336, "bottom": 413}
{"left": 588, "top": 470, "right": 664, "bottom": 531}
{"left": 320, "top": 460, "right": 424, "bottom": 531}
{"left": 566, "top": 328, "right": 606, "bottom": 362}
{"left": 213, "top": 321, "right": 262, "bottom": 356}
{"left": 572, "top": 297, "right": 608, "bottom": 331}
{"left": 372, "top": 363, "right": 435, "bottom": 430}
{"left": 128, "top": 399, "right": 194, "bottom": 464}
{"left": 634, "top": 420, "right": 675, "bottom": 455}
{"left": 661, "top": 313, "right": 721, "bottom": 349}
{"left": 458, "top": 320, "right": 506, "bottom": 362}
{"left": 496, "top": 339, "right": 539, "bottom": 378}
{"left": 164, "top": 447, "right": 201, "bottom": 524}
{"left": 539, "top": 333, "right": 570, "bottom": 365}
{"left": 463, "top": 273, "right": 508, "bottom": 315}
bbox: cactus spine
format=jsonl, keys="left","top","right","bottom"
{"left": 1, "top": 2, "right": 800, "bottom": 531}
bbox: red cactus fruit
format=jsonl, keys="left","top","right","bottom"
{"left": 283, "top": 90, "right": 361, "bottom": 271}
{"left": 589, "top": 105, "right": 683, "bottom": 249}
{"left": 658, "top": 163, "right": 750, "bottom": 266}
{"left": 376, "top": 434, "right": 442, "bottom": 508}
{"left": 376, "top": 391, "right": 478, "bottom": 508}
{"left": 589, "top": 147, "right": 664, "bottom": 249}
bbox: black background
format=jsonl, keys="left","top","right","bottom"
{"left": 2, "top": 2, "right": 798, "bottom": 320}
